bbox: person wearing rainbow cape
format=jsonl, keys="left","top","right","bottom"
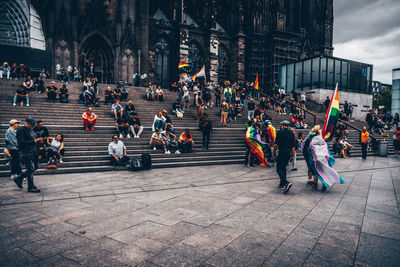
{"left": 301, "top": 125, "right": 344, "bottom": 191}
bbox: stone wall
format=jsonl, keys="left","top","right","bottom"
{"left": 304, "top": 88, "right": 373, "bottom": 121}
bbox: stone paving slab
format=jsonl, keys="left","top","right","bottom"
{"left": 0, "top": 156, "right": 400, "bottom": 266}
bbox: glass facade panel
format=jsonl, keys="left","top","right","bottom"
{"left": 278, "top": 56, "right": 373, "bottom": 95}
{"left": 303, "top": 59, "right": 311, "bottom": 90}
{"left": 295, "top": 62, "right": 302, "bottom": 91}
{"left": 279, "top": 65, "right": 287, "bottom": 91}
{"left": 320, "top": 57, "right": 327, "bottom": 89}
{"left": 327, "top": 58, "right": 334, "bottom": 90}
{"left": 312, "top": 57, "right": 320, "bottom": 89}
{"left": 334, "top": 60, "right": 341, "bottom": 89}
{"left": 341, "top": 61, "right": 348, "bottom": 90}
{"left": 287, "top": 63, "right": 294, "bottom": 92}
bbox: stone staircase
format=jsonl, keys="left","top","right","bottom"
{"left": 0, "top": 78, "right": 394, "bottom": 177}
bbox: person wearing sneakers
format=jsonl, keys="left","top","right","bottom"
{"left": 13, "top": 85, "right": 30, "bottom": 107}
{"left": 108, "top": 135, "right": 130, "bottom": 166}
{"left": 46, "top": 134, "right": 65, "bottom": 163}
{"left": 150, "top": 128, "right": 167, "bottom": 153}
{"left": 5, "top": 119, "right": 22, "bottom": 179}
{"left": 14, "top": 118, "right": 41, "bottom": 193}
{"left": 273, "top": 120, "right": 295, "bottom": 194}
{"left": 162, "top": 128, "right": 180, "bottom": 154}
{"left": 82, "top": 107, "right": 98, "bottom": 131}
{"left": 128, "top": 112, "right": 143, "bottom": 138}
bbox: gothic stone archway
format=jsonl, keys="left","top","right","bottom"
{"left": 79, "top": 34, "right": 114, "bottom": 84}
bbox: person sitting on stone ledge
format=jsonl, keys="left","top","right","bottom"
{"left": 178, "top": 128, "right": 195, "bottom": 153}
{"left": 171, "top": 99, "right": 183, "bottom": 116}
{"left": 113, "top": 86, "right": 122, "bottom": 101}
{"left": 145, "top": 85, "right": 154, "bottom": 101}
{"left": 59, "top": 83, "right": 69, "bottom": 103}
{"left": 104, "top": 86, "right": 114, "bottom": 104}
{"left": 108, "top": 135, "right": 130, "bottom": 166}
{"left": 83, "top": 77, "right": 91, "bottom": 91}
{"left": 46, "top": 133, "right": 65, "bottom": 163}
{"left": 125, "top": 101, "right": 136, "bottom": 117}
{"left": 150, "top": 128, "right": 167, "bottom": 153}
{"left": 82, "top": 107, "right": 97, "bottom": 131}
{"left": 34, "top": 76, "right": 45, "bottom": 93}
{"left": 152, "top": 111, "right": 166, "bottom": 132}
{"left": 13, "top": 85, "right": 30, "bottom": 107}
{"left": 23, "top": 76, "right": 34, "bottom": 92}
{"left": 46, "top": 81, "right": 58, "bottom": 100}
{"left": 128, "top": 112, "right": 143, "bottom": 138}
{"left": 116, "top": 118, "right": 130, "bottom": 139}
{"left": 162, "top": 128, "right": 180, "bottom": 154}
{"left": 84, "top": 86, "right": 100, "bottom": 106}
{"left": 111, "top": 99, "right": 124, "bottom": 120}
{"left": 155, "top": 85, "right": 165, "bottom": 102}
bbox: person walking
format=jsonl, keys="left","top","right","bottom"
{"left": 273, "top": 121, "right": 295, "bottom": 193}
{"left": 361, "top": 126, "right": 369, "bottom": 160}
{"left": 200, "top": 113, "right": 213, "bottom": 149}
{"left": 14, "top": 118, "right": 41, "bottom": 192}
{"left": 5, "top": 119, "right": 22, "bottom": 179}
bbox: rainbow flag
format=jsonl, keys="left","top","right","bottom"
{"left": 322, "top": 83, "right": 339, "bottom": 141}
{"left": 178, "top": 62, "right": 190, "bottom": 69}
{"left": 192, "top": 65, "right": 205, "bottom": 81}
{"left": 245, "top": 126, "right": 268, "bottom": 166}
{"left": 254, "top": 73, "right": 259, "bottom": 90}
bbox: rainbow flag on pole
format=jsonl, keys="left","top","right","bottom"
{"left": 178, "top": 62, "right": 190, "bottom": 69}
{"left": 245, "top": 126, "right": 268, "bottom": 166}
{"left": 254, "top": 73, "right": 259, "bottom": 90}
{"left": 192, "top": 65, "right": 205, "bottom": 81}
{"left": 322, "top": 83, "right": 340, "bottom": 141}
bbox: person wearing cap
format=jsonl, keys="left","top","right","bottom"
{"left": 5, "top": 119, "right": 22, "bottom": 179}
{"left": 273, "top": 120, "right": 295, "bottom": 194}
{"left": 46, "top": 81, "right": 58, "bottom": 100}
{"left": 82, "top": 107, "right": 98, "bottom": 131}
{"left": 128, "top": 112, "right": 143, "bottom": 138}
{"left": 14, "top": 118, "right": 41, "bottom": 193}
{"left": 179, "top": 128, "right": 195, "bottom": 153}
{"left": 13, "top": 85, "right": 30, "bottom": 107}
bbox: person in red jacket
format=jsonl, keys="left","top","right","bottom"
{"left": 82, "top": 107, "right": 98, "bottom": 131}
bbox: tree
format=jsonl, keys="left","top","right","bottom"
{"left": 373, "top": 89, "right": 392, "bottom": 110}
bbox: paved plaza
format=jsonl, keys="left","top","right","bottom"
{"left": 1, "top": 156, "right": 400, "bottom": 266}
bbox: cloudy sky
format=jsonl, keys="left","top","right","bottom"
{"left": 333, "top": 0, "right": 400, "bottom": 84}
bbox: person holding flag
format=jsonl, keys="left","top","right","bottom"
{"left": 254, "top": 74, "right": 259, "bottom": 100}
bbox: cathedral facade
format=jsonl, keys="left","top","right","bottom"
{"left": 1, "top": 0, "right": 333, "bottom": 89}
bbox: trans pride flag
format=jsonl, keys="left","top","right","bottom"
{"left": 322, "top": 83, "right": 340, "bottom": 141}
{"left": 306, "top": 135, "right": 345, "bottom": 189}
{"left": 245, "top": 126, "right": 268, "bottom": 166}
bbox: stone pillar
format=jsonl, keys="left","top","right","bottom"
{"left": 209, "top": 32, "right": 219, "bottom": 83}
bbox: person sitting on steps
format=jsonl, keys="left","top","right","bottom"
{"left": 59, "top": 83, "right": 69, "bottom": 103}
{"left": 111, "top": 99, "right": 124, "bottom": 120}
{"left": 104, "top": 86, "right": 114, "bottom": 104}
{"left": 150, "top": 128, "right": 167, "bottom": 153}
{"left": 13, "top": 85, "right": 30, "bottom": 107}
{"left": 116, "top": 118, "right": 130, "bottom": 139}
{"left": 82, "top": 107, "right": 97, "bottom": 131}
{"left": 46, "top": 81, "right": 58, "bottom": 100}
{"left": 108, "top": 135, "right": 130, "bottom": 166}
{"left": 145, "top": 85, "right": 154, "bottom": 101}
{"left": 46, "top": 133, "right": 65, "bottom": 163}
{"left": 178, "top": 128, "right": 195, "bottom": 153}
{"left": 162, "top": 128, "right": 180, "bottom": 154}
{"left": 155, "top": 85, "right": 165, "bottom": 102}
{"left": 128, "top": 112, "right": 143, "bottom": 138}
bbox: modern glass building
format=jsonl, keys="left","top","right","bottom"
{"left": 392, "top": 68, "right": 400, "bottom": 115}
{"left": 279, "top": 56, "right": 373, "bottom": 94}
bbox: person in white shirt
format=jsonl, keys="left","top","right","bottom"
{"left": 108, "top": 135, "right": 130, "bottom": 166}
{"left": 300, "top": 92, "right": 306, "bottom": 109}
{"left": 152, "top": 111, "right": 166, "bottom": 131}
{"left": 111, "top": 99, "right": 124, "bottom": 120}
{"left": 155, "top": 86, "right": 165, "bottom": 102}
{"left": 183, "top": 85, "right": 190, "bottom": 109}
{"left": 150, "top": 129, "right": 167, "bottom": 153}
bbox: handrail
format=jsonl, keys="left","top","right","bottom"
{"left": 258, "top": 91, "right": 317, "bottom": 126}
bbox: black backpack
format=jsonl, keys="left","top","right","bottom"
{"left": 141, "top": 153, "right": 152, "bottom": 170}
{"left": 129, "top": 158, "right": 143, "bottom": 171}
{"left": 46, "top": 157, "right": 58, "bottom": 169}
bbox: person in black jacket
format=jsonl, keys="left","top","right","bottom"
{"left": 366, "top": 110, "right": 374, "bottom": 132}
{"left": 14, "top": 117, "right": 41, "bottom": 192}
{"left": 273, "top": 121, "right": 295, "bottom": 194}
{"left": 200, "top": 113, "right": 213, "bottom": 149}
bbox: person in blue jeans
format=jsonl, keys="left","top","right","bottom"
{"left": 247, "top": 98, "right": 255, "bottom": 120}
{"left": 13, "top": 85, "right": 30, "bottom": 107}
{"left": 162, "top": 129, "right": 180, "bottom": 154}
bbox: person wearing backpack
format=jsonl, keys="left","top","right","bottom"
{"left": 108, "top": 135, "right": 130, "bottom": 166}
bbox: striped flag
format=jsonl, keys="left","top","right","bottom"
{"left": 192, "top": 65, "right": 205, "bottom": 81}
{"left": 322, "top": 83, "right": 340, "bottom": 141}
{"left": 254, "top": 73, "right": 259, "bottom": 90}
{"left": 178, "top": 62, "right": 190, "bottom": 69}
